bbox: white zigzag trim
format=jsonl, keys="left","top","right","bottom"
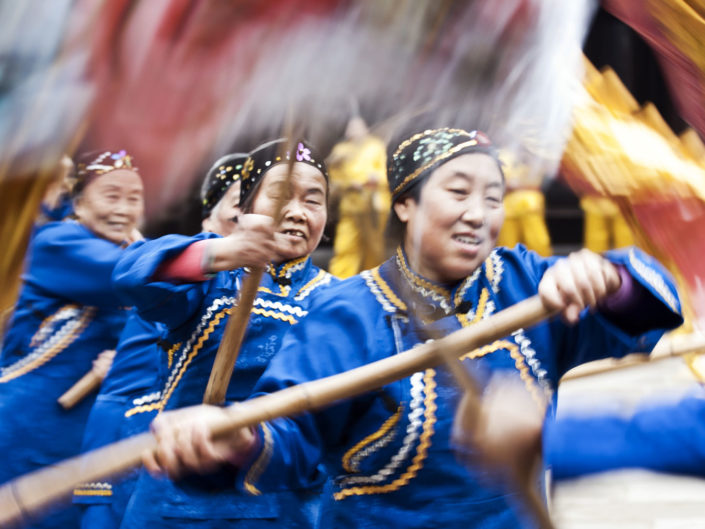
{"left": 294, "top": 271, "right": 334, "bottom": 301}
{"left": 1, "top": 306, "right": 87, "bottom": 378}
{"left": 253, "top": 298, "right": 308, "bottom": 318}
{"left": 361, "top": 270, "right": 396, "bottom": 313}
{"left": 337, "top": 371, "right": 424, "bottom": 486}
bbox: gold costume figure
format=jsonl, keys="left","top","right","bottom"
{"left": 579, "top": 195, "right": 634, "bottom": 253}
{"left": 328, "top": 118, "right": 390, "bottom": 278}
{"left": 496, "top": 150, "right": 552, "bottom": 256}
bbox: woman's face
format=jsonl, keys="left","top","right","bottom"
{"left": 202, "top": 180, "right": 242, "bottom": 237}
{"left": 394, "top": 153, "right": 504, "bottom": 283}
{"left": 74, "top": 169, "right": 144, "bottom": 244}
{"left": 251, "top": 162, "right": 327, "bottom": 263}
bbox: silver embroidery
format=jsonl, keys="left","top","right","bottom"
{"left": 253, "top": 298, "right": 308, "bottom": 318}
{"left": 362, "top": 270, "right": 397, "bottom": 313}
{"left": 337, "top": 371, "right": 424, "bottom": 487}
{"left": 295, "top": 271, "right": 334, "bottom": 301}
{"left": 0, "top": 306, "right": 90, "bottom": 380}
{"left": 628, "top": 249, "right": 678, "bottom": 313}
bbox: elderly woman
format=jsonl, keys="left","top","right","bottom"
{"left": 0, "top": 150, "right": 144, "bottom": 529}
{"left": 113, "top": 139, "right": 336, "bottom": 529}
{"left": 73, "top": 152, "right": 250, "bottom": 529}
{"left": 146, "top": 128, "right": 682, "bottom": 528}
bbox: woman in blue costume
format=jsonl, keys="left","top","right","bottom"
{"left": 144, "top": 127, "right": 684, "bottom": 529}
{"left": 72, "top": 152, "right": 250, "bottom": 529}
{"left": 113, "top": 139, "right": 336, "bottom": 528}
{"left": 0, "top": 150, "right": 144, "bottom": 529}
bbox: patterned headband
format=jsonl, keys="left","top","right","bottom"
{"left": 73, "top": 150, "right": 138, "bottom": 197}
{"left": 200, "top": 152, "right": 249, "bottom": 219}
{"left": 388, "top": 128, "right": 498, "bottom": 201}
{"left": 240, "top": 138, "right": 327, "bottom": 206}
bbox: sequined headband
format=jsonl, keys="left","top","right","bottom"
{"left": 200, "top": 153, "right": 248, "bottom": 219}
{"left": 73, "top": 150, "right": 138, "bottom": 197}
{"left": 240, "top": 139, "right": 328, "bottom": 206}
{"left": 388, "top": 128, "right": 497, "bottom": 201}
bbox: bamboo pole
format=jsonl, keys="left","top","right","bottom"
{"left": 202, "top": 136, "right": 298, "bottom": 405}
{"left": 57, "top": 369, "right": 103, "bottom": 410}
{"left": 0, "top": 295, "right": 556, "bottom": 529}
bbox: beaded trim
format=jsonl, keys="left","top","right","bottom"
{"left": 334, "top": 369, "right": 437, "bottom": 499}
{"left": 73, "top": 482, "right": 113, "bottom": 497}
{"left": 124, "top": 296, "right": 234, "bottom": 417}
{"left": 395, "top": 247, "right": 452, "bottom": 313}
{"left": 337, "top": 376, "right": 423, "bottom": 487}
{"left": 243, "top": 422, "right": 273, "bottom": 495}
{"left": 0, "top": 305, "right": 95, "bottom": 383}
{"left": 342, "top": 406, "right": 403, "bottom": 473}
{"left": 294, "top": 270, "right": 334, "bottom": 301}
{"left": 362, "top": 268, "right": 408, "bottom": 313}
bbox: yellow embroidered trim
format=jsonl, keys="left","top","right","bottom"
{"left": 166, "top": 342, "right": 181, "bottom": 370}
{"left": 396, "top": 247, "right": 451, "bottom": 301}
{"left": 461, "top": 340, "right": 544, "bottom": 409}
{"left": 456, "top": 288, "right": 489, "bottom": 327}
{"left": 342, "top": 406, "right": 403, "bottom": 474}
{"left": 371, "top": 267, "right": 407, "bottom": 312}
{"left": 243, "top": 422, "right": 273, "bottom": 496}
{"left": 0, "top": 307, "right": 95, "bottom": 383}
{"left": 278, "top": 255, "right": 307, "bottom": 278}
{"left": 257, "top": 286, "right": 278, "bottom": 295}
{"left": 73, "top": 490, "right": 112, "bottom": 497}
{"left": 296, "top": 269, "right": 327, "bottom": 297}
{"left": 334, "top": 369, "right": 437, "bottom": 500}
{"left": 250, "top": 307, "right": 298, "bottom": 325}
{"left": 124, "top": 307, "right": 230, "bottom": 417}
{"left": 392, "top": 140, "right": 480, "bottom": 196}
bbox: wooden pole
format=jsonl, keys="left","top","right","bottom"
{"left": 202, "top": 136, "right": 299, "bottom": 405}
{"left": 57, "top": 369, "right": 103, "bottom": 410}
{"left": 0, "top": 295, "right": 555, "bottom": 529}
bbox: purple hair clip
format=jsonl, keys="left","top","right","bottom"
{"left": 296, "top": 142, "right": 312, "bottom": 162}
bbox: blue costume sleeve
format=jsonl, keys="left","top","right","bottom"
{"left": 546, "top": 393, "right": 705, "bottom": 479}
{"left": 512, "top": 245, "right": 682, "bottom": 376}
{"left": 112, "top": 232, "right": 218, "bottom": 329}
{"left": 25, "top": 222, "right": 126, "bottom": 308}
{"left": 236, "top": 281, "right": 381, "bottom": 494}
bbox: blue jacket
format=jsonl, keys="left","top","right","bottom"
{"left": 0, "top": 221, "right": 130, "bottom": 528}
{"left": 240, "top": 245, "right": 683, "bottom": 529}
{"left": 73, "top": 310, "right": 169, "bottom": 529}
{"left": 112, "top": 232, "right": 337, "bottom": 529}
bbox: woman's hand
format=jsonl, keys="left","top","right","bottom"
{"left": 538, "top": 249, "right": 621, "bottom": 324}
{"left": 452, "top": 375, "right": 544, "bottom": 481}
{"left": 143, "top": 405, "right": 258, "bottom": 480}
{"left": 206, "top": 214, "right": 277, "bottom": 271}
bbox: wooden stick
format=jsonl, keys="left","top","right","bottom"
{"left": 202, "top": 267, "right": 264, "bottom": 405}
{"left": 0, "top": 295, "right": 555, "bottom": 529}
{"left": 202, "top": 136, "right": 298, "bottom": 405}
{"left": 57, "top": 369, "right": 103, "bottom": 410}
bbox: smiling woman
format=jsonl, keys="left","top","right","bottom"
{"left": 0, "top": 149, "right": 145, "bottom": 529}
{"left": 142, "top": 127, "right": 683, "bottom": 529}
{"left": 111, "top": 139, "right": 339, "bottom": 529}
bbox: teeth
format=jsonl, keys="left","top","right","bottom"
{"left": 454, "top": 235, "right": 479, "bottom": 245}
{"left": 284, "top": 230, "right": 304, "bottom": 237}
